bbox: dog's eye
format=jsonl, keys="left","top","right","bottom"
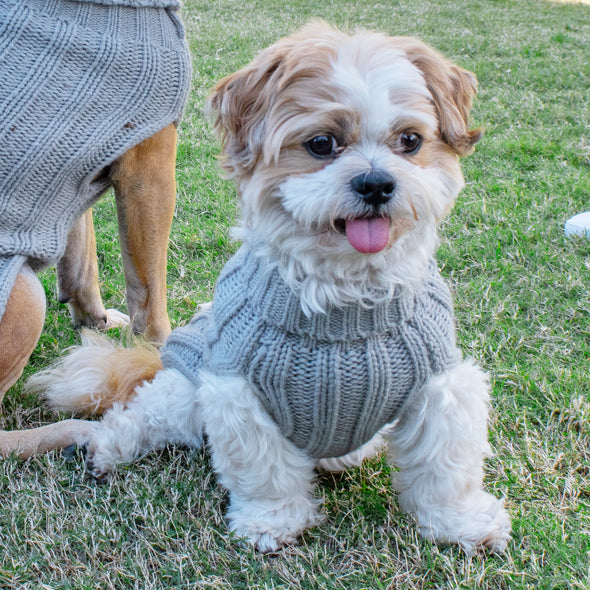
{"left": 305, "top": 135, "right": 339, "bottom": 159}
{"left": 400, "top": 132, "right": 423, "bottom": 154}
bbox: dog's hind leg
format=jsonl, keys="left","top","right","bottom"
{"left": 386, "top": 360, "right": 511, "bottom": 553}
{"left": 57, "top": 210, "right": 129, "bottom": 331}
{"left": 110, "top": 124, "right": 178, "bottom": 345}
{"left": 0, "top": 265, "right": 89, "bottom": 459}
{"left": 0, "top": 265, "right": 102, "bottom": 459}
{"left": 198, "top": 371, "right": 323, "bottom": 553}
{"left": 0, "top": 264, "right": 45, "bottom": 400}
{"left": 84, "top": 367, "right": 203, "bottom": 478}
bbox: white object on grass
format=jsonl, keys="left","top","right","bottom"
{"left": 564, "top": 212, "right": 590, "bottom": 239}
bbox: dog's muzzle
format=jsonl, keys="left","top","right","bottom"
{"left": 337, "top": 170, "right": 395, "bottom": 254}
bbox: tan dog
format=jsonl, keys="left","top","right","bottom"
{"left": 0, "top": 0, "right": 190, "bottom": 456}
{"left": 0, "top": 125, "right": 177, "bottom": 457}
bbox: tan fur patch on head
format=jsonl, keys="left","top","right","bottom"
{"left": 207, "top": 23, "right": 345, "bottom": 180}
{"left": 391, "top": 37, "right": 483, "bottom": 156}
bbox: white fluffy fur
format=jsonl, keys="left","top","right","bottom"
{"left": 387, "top": 361, "right": 510, "bottom": 553}
{"left": 85, "top": 368, "right": 203, "bottom": 475}
{"left": 40, "top": 24, "right": 511, "bottom": 554}
{"left": 270, "top": 145, "right": 459, "bottom": 313}
{"left": 237, "top": 57, "right": 459, "bottom": 313}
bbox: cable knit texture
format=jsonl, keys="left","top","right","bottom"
{"left": 75, "top": 1, "right": 181, "bottom": 6}
{"left": 161, "top": 247, "right": 462, "bottom": 459}
{"left": 0, "top": 0, "right": 191, "bottom": 320}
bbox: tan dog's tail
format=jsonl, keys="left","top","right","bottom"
{"left": 27, "top": 330, "right": 162, "bottom": 416}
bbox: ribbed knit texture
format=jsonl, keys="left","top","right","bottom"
{"left": 75, "top": 1, "right": 181, "bottom": 7}
{"left": 161, "top": 247, "right": 462, "bottom": 459}
{"left": 0, "top": 0, "right": 191, "bottom": 320}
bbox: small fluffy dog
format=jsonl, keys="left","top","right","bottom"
{"left": 30, "top": 23, "right": 511, "bottom": 553}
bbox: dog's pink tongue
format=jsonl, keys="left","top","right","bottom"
{"left": 345, "top": 217, "right": 391, "bottom": 253}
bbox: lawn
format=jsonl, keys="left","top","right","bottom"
{"left": 1, "top": 0, "right": 589, "bottom": 588}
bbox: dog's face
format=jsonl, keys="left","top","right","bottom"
{"left": 208, "top": 23, "right": 481, "bottom": 310}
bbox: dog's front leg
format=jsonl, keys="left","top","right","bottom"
{"left": 198, "top": 371, "right": 323, "bottom": 552}
{"left": 386, "top": 360, "right": 511, "bottom": 553}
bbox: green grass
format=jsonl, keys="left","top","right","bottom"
{"left": 1, "top": 0, "right": 589, "bottom": 587}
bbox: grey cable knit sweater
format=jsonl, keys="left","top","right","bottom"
{"left": 0, "top": 0, "right": 191, "bottom": 321}
{"left": 161, "top": 247, "right": 462, "bottom": 459}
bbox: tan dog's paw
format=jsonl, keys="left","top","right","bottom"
{"left": 65, "top": 300, "right": 108, "bottom": 330}
{"left": 104, "top": 309, "right": 130, "bottom": 329}
{"left": 65, "top": 303, "right": 129, "bottom": 331}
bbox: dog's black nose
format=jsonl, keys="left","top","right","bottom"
{"left": 350, "top": 170, "right": 395, "bottom": 207}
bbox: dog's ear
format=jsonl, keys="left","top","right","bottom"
{"left": 396, "top": 39, "right": 483, "bottom": 156}
{"left": 207, "top": 22, "right": 342, "bottom": 179}
{"left": 207, "top": 44, "right": 289, "bottom": 178}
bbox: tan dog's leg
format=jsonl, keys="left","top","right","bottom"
{"left": 0, "top": 265, "right": 95, "bottom": 458}
{"left": 0, "top": 264, "right": 45, "bottom": 401}
{"left": 110, "top": 124, "right": 177, "bottom": 344}
{"left": 0, "top": 419, "right": 94, "bottom": 460}
{"left": 57, "top": 210, "right": 130, "bottom": 330}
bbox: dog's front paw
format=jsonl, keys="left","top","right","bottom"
{"left": 412, "top": 491, "right": 511, "bottom": 554}
{"left": 463, "top": 495, "right": 511, "bottom": 553}
{"left": 228, "top": 496, "right": 324, "bottom": 553}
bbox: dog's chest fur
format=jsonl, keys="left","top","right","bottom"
{"left": 162, "top": 246, "right": 461, "bottom": 458}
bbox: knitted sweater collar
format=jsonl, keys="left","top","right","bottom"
{"left": 220, "top": 247, "right": 426, "bottom": 343}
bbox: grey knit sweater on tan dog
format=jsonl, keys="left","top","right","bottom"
{"left": 162, "top": 247, "right": 462, "bottom": 459}
{"left": 0, "top": 0, "right": 191, "bottom": 321}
